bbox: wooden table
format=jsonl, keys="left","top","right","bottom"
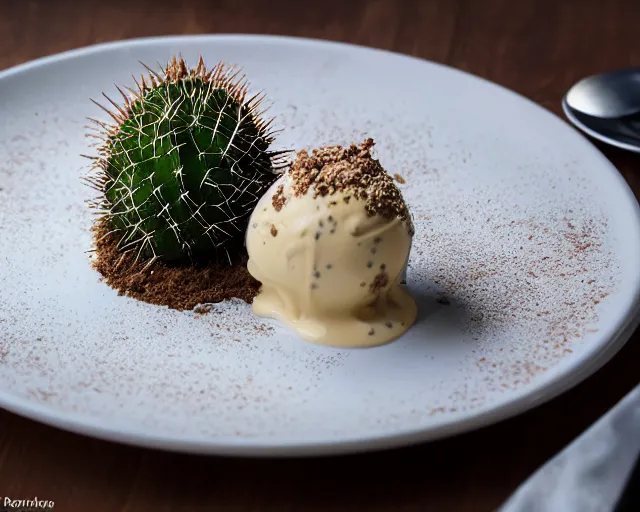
{"left": 1, "top": 0, "right": 639, "bottom": 510}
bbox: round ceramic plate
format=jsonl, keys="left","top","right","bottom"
{"left": 1, "top": 35, "right": 639, "bottom": 457}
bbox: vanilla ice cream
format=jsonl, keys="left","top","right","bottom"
{"left": 245, "top": 139, "right": 417, "bottom": 348}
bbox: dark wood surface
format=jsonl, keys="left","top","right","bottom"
{"left": 1, "top": 0, "right": 639, "bottom": 510}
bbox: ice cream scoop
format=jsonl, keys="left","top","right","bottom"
{"left": 245, "top": 139, "right": 417, "bottom": 348}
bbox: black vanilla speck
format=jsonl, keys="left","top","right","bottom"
{"left": 370, "top": 247, "right": 377, "bottom": 254}
{"left": 385, "top": 321, "right": 393, "bottom": 328}
{"left": 367, "top": 261, "right": 373, "bottom": 268}
{"left": 360, "top": 282, "right": 366, "bottom": 287}
{"left": 326, "top": 264, "right": 333, "bottom": 269}
{"left": 368, "top": 328, "right": 375, "bottom": 336}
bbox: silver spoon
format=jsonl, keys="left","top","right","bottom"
{"left": 562, "top": 68, "right": 640, "bottom": 153}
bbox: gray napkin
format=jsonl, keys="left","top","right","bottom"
{"left": 499, "top": 383, "right": 640, "bottom": 512}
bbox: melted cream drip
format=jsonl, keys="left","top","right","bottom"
{"left": 245, "top": 177, "right": 417, "bottom": 348}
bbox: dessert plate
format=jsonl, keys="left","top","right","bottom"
{"left": 1, "top": 35, "right": 639, "bottom": 456}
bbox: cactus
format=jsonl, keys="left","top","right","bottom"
{"left": 84, "top": 56, "right": 287, "bottom": 266}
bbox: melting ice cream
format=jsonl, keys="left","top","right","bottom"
{"left": 246, "top": 139, "right": 417, "bottom": 348}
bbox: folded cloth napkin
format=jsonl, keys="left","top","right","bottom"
{"left": 498, "top": 383, "right": 640, "bottom": 512}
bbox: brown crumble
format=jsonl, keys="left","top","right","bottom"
{"left": 318, "top": 220, "right": 324, "bottom": 227}
{"left": 393, "top": 173, "right": 406, "bottom": 184}
{"left": 374, "top": 236, "right": 382, "bottom": 244}
{"left": 272, "top": 184, "right": 286, "bottom": 211}
{"left": 315, "top": 232, "right": 321, "bottom": 240}
{"left": 91, "top": 218, "right": 259, "bottom": 311}
{"left": 313, "top": 271, "right": 321, "bottom": 278}
{"left": 284, "top": 138, "right": 413, "bottom": 234}
{"left": 380, "top": 264, "right": 387, "bottom": 270}
{"left": 311, "top": 283, "right": 318, "bottom": 290}
{"left": 330, "top": 228, "right": 336, "bottom": 234}
{"left": 370, "top": 247, "right": 377, "bottom": 254}
{"left": 270, "top": 224, "right": 278, "bottom": 237}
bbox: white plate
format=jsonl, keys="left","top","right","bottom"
{"left": 1, "top": 35, "right": 639, "bottom": 457}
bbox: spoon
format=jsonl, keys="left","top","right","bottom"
{"left": 562, "top": 68, "right": 640, "bottom": 152}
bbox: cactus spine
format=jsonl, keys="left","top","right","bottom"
{"left": 85, "top": 56, "right": 287, "bottom": 266}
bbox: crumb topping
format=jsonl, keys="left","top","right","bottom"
{"left": 272, "top": 184, "right": 286, "bottom": 212}
{"left": 273, "top": 138, "right": 412, "bottom": 233}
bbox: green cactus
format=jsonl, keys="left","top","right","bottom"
{"left": 85, "top": 56, "right": 287, "bottom": 266}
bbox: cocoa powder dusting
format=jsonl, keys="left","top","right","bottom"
{"left": 91, "top": 219, "right": 259, "bottom": 311}
{"left": 412, "top": 211, "right": 616, "bottom": 392}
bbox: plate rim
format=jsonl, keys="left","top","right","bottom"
{"left": 1, "top": 33, "right": 640, "bottom": 457}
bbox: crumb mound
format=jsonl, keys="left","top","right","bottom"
{"left": 279, "top": 138, "right": 412, "bottom": 232}
{"left": 92, "top": 219, "right": 260, "bottom": 311}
